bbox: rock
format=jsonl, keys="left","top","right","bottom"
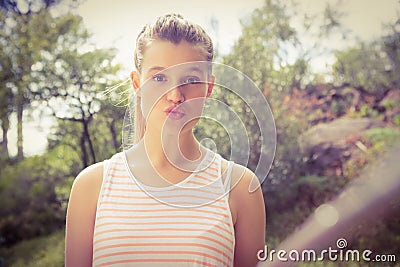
{"left": 298, "top": 118, "right": 384, "bottom": 176}
{"left": 298, "top": 118, "right": 382, "bottom": 154}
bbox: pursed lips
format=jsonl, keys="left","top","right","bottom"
{"left": 164, "top": 105, "right": 186, "bottom": 119}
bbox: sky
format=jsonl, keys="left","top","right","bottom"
{"left": 76, "top": 0, "right": 265, "bottom": 72}
{"left": 76, "top": 0, "right": 400, "bottom": 73}
{"left": 7, "top": 0, "right": 400, "bottom": 156}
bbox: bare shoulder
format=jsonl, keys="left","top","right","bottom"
{"left": 220, "top": 158, "right": 265, "bottom": 266}
{"left": 220, "top": 158, "right": 264, "bottom": 225}
{"left": 220, "top": 158, "right": 261, "bottom": 195}
{"left": 66, "top": 161, "right": 105, "bottom": 234}
{"left": 72, "top": 162, "right": 104, "bottom": 194}
{"left": 65, "top": 162, "right": 105, "bottom": 266}
{"left": 69, "top": 162, "right": 104, "bottom": 204}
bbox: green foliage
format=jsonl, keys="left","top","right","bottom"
{"left": 31, "top": 13, "right": 121, "bottom": 167}
{"left": 216, "top": 0, "right": 312, "bottom": 188}
{"left": 222, "top": 0, "right": 308, "bottom": 91}
{"left": 333, "top": 19, "right": 400, "bottom": 97}
{"left": 0, "top": 5, "right": 121, "bottom": 252}
{"left": 195, "top": 83, "right": 261, "bottom": 171}
{"left": 365, "top": 127, "right": 399, "bottom": 141}
{"left": 365, "top": 127, "right": 400, "bottom": 147}
{"left": 0, "top": 230, "right": 65, "bottom": 267}
{"left": 359, "top": 104, "right": 379, "bottom": 118}
{"left": 333, "top": 44, "right": 390, "bottom": 96}
{"left": 89, "top": 101, "right": 125, "bottom": 159}
{"left": 0, "top": 6, "right": 120, "bottom": 161}
{"left": 267, "top": 173, "right": 346, "bottom": 241}
{"left": 294, "top": 175, "right": 329, "bottom": 190}
{"left": 382, "top": 98, "right": 398, "bottom": 111}
{"left": 330, "top": 99, "right": 347, "bottom": 116}
{"left": 393, "top": 115, "right": 400, "bottom": 127}
{"left": 0, "top": 145, "right": 79, "bottom": 246}
{"left": 0, "top": 9, "right": 87, "bottom": 159}
{"left": 47, "top": 88, "right": 125, "bottom": 168}
{"left": 352, "top": 213, "right": 400, "bottom": 267}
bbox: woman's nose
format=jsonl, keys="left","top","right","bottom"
{"left": 166, "top": 86, "right": 184, "bottom": 103}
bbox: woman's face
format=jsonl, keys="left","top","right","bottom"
{"left": 138, "top": 40, "right": 214, "bottom": 135}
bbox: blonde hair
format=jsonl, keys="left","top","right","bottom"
{"left": 132, "top": 13, "right": 214, "bottom": 144}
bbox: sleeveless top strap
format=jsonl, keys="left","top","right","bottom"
{"left": 102, "top": 159, "right": 110, "bottom": 180}
{"left": 223, "top": 161, "right": 235, "bottom": 196}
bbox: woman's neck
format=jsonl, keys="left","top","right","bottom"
{"left": 143, "top": 128, "right": 202, "bottom": 169}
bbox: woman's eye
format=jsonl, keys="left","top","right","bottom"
{"left": 152, "top": 74, "right": 167, "bottom": 82}
{"left": 183, "top": 76, "right": 201, "bottom": 84}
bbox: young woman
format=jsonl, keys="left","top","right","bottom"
{"left": 65, "top": 13, "right": 265, "bottom": 267}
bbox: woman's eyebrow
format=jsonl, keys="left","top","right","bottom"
{"left": 147, "top": 66, "right": 165, "bottom": 74}
{"left": 186, "top": 66, "right": 206, "bottom": 75}
{"left": 145, "top": 65, "right": 207, "bottom": 77}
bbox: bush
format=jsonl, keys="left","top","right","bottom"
{"left": 0, "top": 145, "right": 79, "bottom": 246}
{"left": 0, "top": 230, "right": 65, "bottom": 267}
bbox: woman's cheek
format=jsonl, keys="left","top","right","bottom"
{"left": 140, "top": 83, "right": 166, "bottom": 120}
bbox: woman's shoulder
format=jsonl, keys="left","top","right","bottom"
{"left": 219, "top": 156, "right": 259, "bottom": 190}
{"left": 71, "top": 152, "right": 125, "bottom": 194}
{"left": 76, "top": 161, "right": 105, "bottom": 183}
{"left": 219, "top": 156, "right": 263, "bottom": 226}
{"left": 70, "top": 162, "right": 105, "bottom": 199}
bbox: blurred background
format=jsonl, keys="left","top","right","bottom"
{"left": 0, "top": 0, "right": 399, "bottom": 266}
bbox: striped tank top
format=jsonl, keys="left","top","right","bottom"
{"left": 92, "top": 150, "right": 235, "bottom": 267}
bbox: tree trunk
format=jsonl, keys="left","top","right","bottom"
{"left": 80, "top": 132, "right": 89, "bottom": 168}
{"left": 1, "top": 120, "right": 9, "bottom": 159}
{"left": 109, "top": 120, "right": 119, "bottom": 151}
{"left": 82, "top": 118, "right": 96, "bottom": 164}
{"left": 17, "top": 92, "right": 24, "bottom": 160}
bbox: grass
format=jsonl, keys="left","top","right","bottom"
{"left": 365, "top": 127, "right": 400, "bottom": 144}
{"left": 0, "top": 229, "right": 65, "bottom": 267}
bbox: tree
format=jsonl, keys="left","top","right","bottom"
{"left": 0, "top": 0, "right": 79, "bottom": 160}
{"left": 223, "top": 0, "right": 305, "bottom": 91}
{"left": 47, "top": 94, "right": 126, "bottom": 168}
{"left": 0, "top": 31, "right": 13, "bottom": 160}
{"left": 95, "top": 90, "right": 127, "bottom": 154}
{"left": 0, "top": 4, "right": 121, "bottom": 165}
{"left": 32, "top": 14, "right": 121, "bottom": 167}
{"left": 333, "top": 18, "right": 400, "bottom": 98}
{"left": 0, "top": 0, "right": 62, "bottom": 14}
{"left": 381, "top": 18, "right": 400, "bottom": 89}
{"left": 212, "top": 0, "right": 309, "bottom": 177}
{"left": 333, "top": 43, "right": 393, "bottom": 98}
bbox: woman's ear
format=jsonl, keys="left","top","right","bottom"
{"left": 130, "top": 71, "right": 141, "bottom": 93}
{"left": 206, "top": 75, "right": 215, "bottom": 98}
